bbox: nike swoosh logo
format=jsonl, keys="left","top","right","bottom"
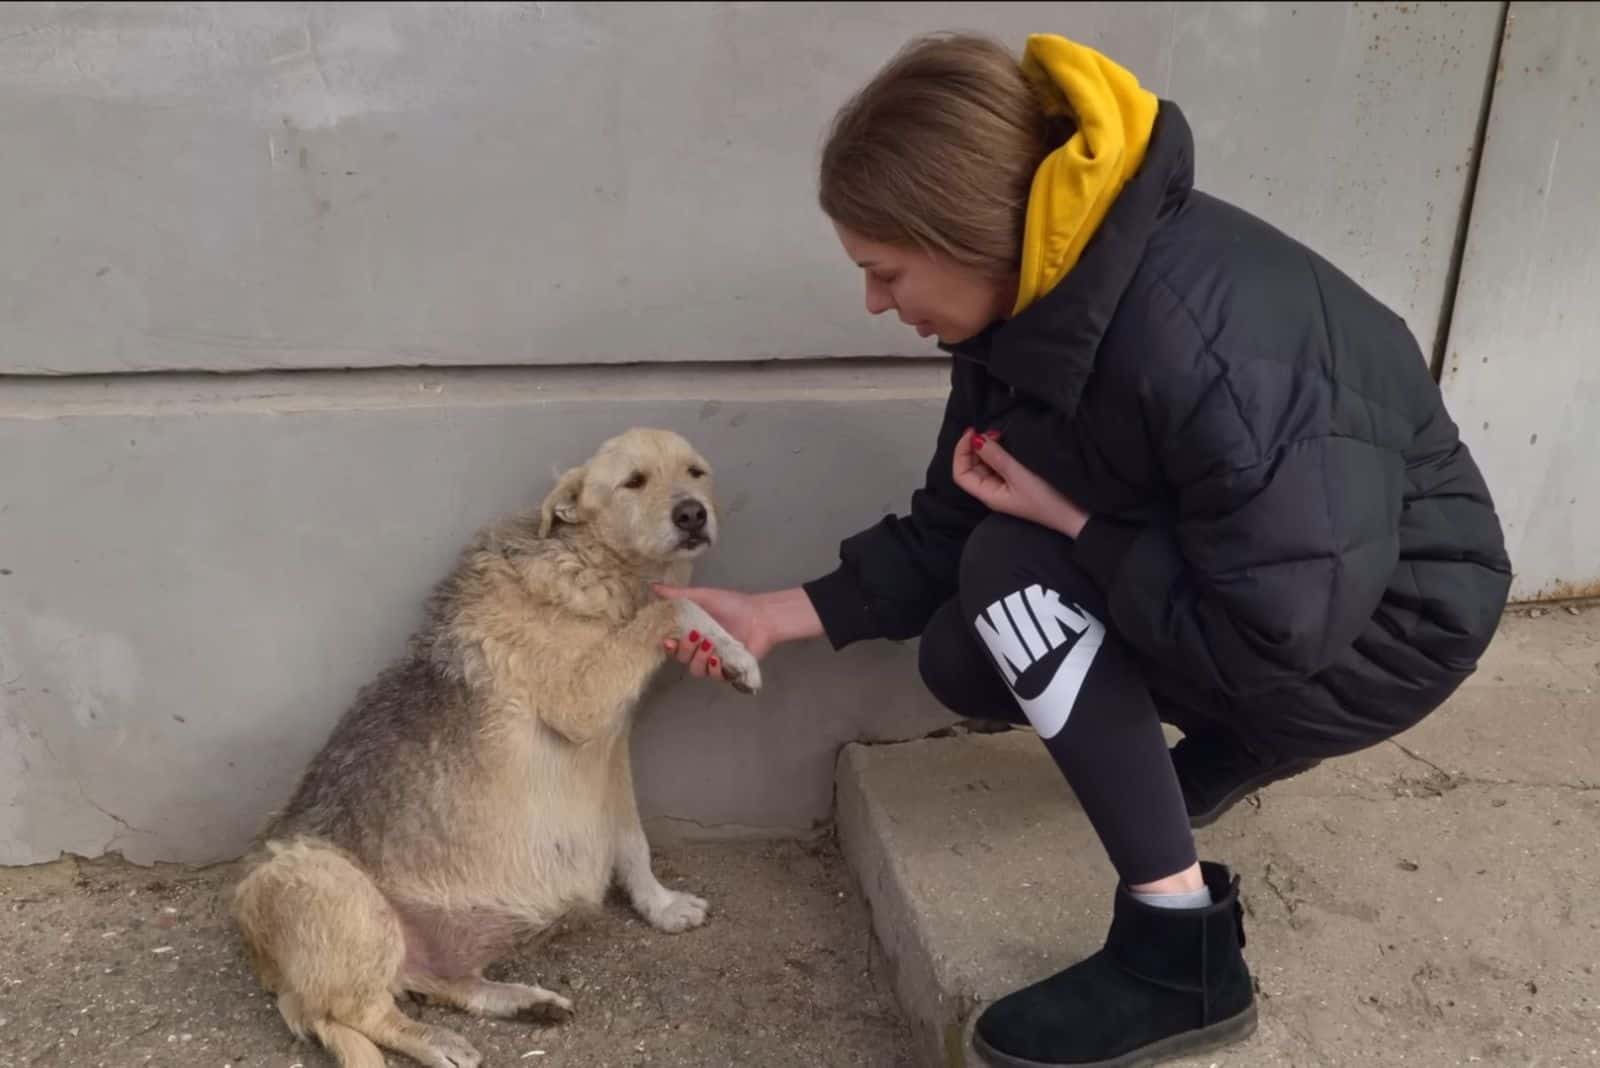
{"left": 973, "top": 587, "right": 1106, "bottom": 740}
{"left": 1010, "top": 616, "right": 1104, "bottom": 740}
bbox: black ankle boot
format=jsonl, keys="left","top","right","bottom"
{"left": 972, "top": 862, "right": 1256, "bottom": 1067}
{"left": 1171, "top": 730, "right": 1320, "bottom": 828}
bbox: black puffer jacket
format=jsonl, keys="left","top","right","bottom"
{"left": 804, "top": 103, "right": 1512, "bottom": 754}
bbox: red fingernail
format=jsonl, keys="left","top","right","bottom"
{"left": 708, "top": 657, "right": 719, "bottom": 669}
{"left": 701, "top": 640, "right": 712, "bottom": 652}
{"left": 972, "top": 435, "right": 985, "bottom": 451}
{"left": 985, "top": 429, "right": 1002, "bottom": 439}
{"left": 688, "top": 630, "right": 700, "bottom": 644}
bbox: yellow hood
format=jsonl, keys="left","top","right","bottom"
{"left": 1011, "top": 35, "right": 1159, "bottom": 316}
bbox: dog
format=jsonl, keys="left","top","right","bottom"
{"left": 230, "top": 427, "right": 761, "bottom": 1068}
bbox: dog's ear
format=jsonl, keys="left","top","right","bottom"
{"left": 538, "top": 465, "right": 587, "bottom": 537}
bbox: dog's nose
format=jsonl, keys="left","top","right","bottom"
{"left": 672, "top": 499, "right": 707, "bottom": 534}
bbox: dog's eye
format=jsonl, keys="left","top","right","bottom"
{"left": 622, "top": 472, "right": 647, "bottom": 490}
{"left": 687, "top": 466, "right": 706, "bottom": 479}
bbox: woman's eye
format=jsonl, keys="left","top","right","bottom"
{"left": 688, "top": 466, "right": 706, "bottom": 479}
{"left": 623, "top": 472, "right": 647, "bottom": 490}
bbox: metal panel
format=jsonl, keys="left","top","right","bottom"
{"left": 0, "top": 2, "right": 1498, "bottom": 373}
{"left": 1440, "top": 1, "right": 1600, "bottom": 601}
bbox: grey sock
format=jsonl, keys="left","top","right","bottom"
{"left": 1131, "top": 885, "right": 1213, "bottom": 910}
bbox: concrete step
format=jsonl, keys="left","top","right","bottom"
{"left": 836, "top": 609, "right": 1600, "bottom": 1067}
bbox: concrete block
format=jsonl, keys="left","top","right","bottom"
{"left": 837, "top": 731, "right": 1115, "bottom": 1068}
{"left": 0, "top": 362, "right": 958, "bottom": 865}
{"left": 836, "top": 610, "right": 1600, "bottom": 1067}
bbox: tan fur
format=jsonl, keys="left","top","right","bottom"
{"left": 230, "top": 428, "right": 759, "bottom": 1068}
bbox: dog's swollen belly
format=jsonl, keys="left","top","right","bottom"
{"left": 392, "top": 901, "right": 541, "bottom": 982}
{"left": 376, "top": 733, "right": 624, "bottom": 979}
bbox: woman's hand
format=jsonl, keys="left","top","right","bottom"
{"left": 652, "top": 585, "right": 823, "bottom": 686}
{"left": 953, "top": 429, "right": 1091, "bottom": 538}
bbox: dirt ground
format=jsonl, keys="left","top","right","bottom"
{"left": 0, "top": 837, "right": 914, "bottom": 1068}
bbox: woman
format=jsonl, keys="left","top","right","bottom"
{"left": 660, "top": 32, "right": 1511, "bottom": 1067}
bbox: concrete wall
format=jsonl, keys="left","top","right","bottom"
{"left": 0, "top": 2, "right": 1523, "bottom": 865}
{"left": 2, "top": 2, "right": 1496, "bottom": 373}
{"left": 0, "top": 366, "right": 957, "bottom": 863}
{"left": 1440, "top": 1, "right": 1600, "bottom": 602}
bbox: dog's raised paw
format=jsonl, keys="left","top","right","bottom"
{"left": 645, "top": 889, "right": 709, "bottom": 933}
{"left": 719, "top": 653, "right": 762, "bottom": 696}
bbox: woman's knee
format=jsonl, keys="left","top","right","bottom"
{"left": 957, "top": 514, "right": 1066, "bottom": 612}
{"left": 918, "top": 599, "right": 1027, "bottom": 724}
{"left": 957, "top": 514, "right": 1104, "bottom": 630}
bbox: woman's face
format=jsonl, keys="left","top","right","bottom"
{"left": 834, "top": 223, "right": 1015, "bottom": 346}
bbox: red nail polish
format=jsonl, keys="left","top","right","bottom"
{"left": 985, "top": 429, "right": 1002, "bottom": 439}
{"left": 708, "top": 657, "right": 719, "bottom": 669}
{"left": 701, "top": 640, "right": 712, "bottom": 652}
{"left": 688, "top": 630, "right": 700, "bottom": 644}
{"left": 972, "top": 435, "right": 985, "bottom": 451}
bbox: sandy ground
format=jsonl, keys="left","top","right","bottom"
{"left": 0, "top": 838, "right": 914, "bottom": 1068}
{"left": 3, "top": 609, "right": 1596, "bottom": 1068}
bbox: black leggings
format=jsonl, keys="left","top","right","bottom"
{"left": 918, "top": 515, "right": 1196, "bottom": 886}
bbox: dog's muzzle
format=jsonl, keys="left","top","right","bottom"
{"left": 673, "top": 498, "right": 711, "bottom": 549}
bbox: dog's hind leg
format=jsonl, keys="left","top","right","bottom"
{"left": 396, "top": 904, "right": 575, "bottom": 1023}
{"left": 233, "top": 839, "right": 482, "bottom": 1068}
{"left": 408, "top": 973, "right": 574, "bottom": 1022}
{"left": 350, "top": 1004, "right": 483, "bottom": 1068}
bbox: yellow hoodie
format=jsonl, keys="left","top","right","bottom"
{"left": 1011, "top": 35, "right": 1160, "bottom": 316}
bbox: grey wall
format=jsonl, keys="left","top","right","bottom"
{"left": 2, "top": 2, "right": 1495, "bottom": 373}
{"left": 1440, "top": 2, "right": 1599, "bottom": 602}
{"left": 0, "top": 365, "right": 957, "bottom": 863}
{"left": 2, "top": 2, "right": 1562, "bottom": 866}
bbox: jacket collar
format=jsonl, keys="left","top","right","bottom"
{"left": 946, "top": 101, "right": 1195, "bottom": 417}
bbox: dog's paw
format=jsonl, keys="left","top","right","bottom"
{"left": 642, "top": 889, "right": 709, "bottom": 933}
{"left": 516, "top": 990, "right": 575, "bottom": 1024}
{"left": 421, "top": 1027, "right": 483, "bottom": 1068}
{"left": 670, "top": 601, "right": 762, "bottom": 695}
{"left": 716, "top": 643, "right": 762, "bottom": 695}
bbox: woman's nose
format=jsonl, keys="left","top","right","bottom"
{"left": 864, "top": 278, "right": 893, "bottom": 316}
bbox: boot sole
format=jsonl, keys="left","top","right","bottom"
{"left": 1188, "top": 759, "right": 1321, "bottom": 829}
{"left": 972, "top": 1000, "right": 1258, "bottom": 1068}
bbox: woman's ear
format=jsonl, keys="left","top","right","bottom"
{"left": 538, "top": 465, "right": 587, "bottom": 536}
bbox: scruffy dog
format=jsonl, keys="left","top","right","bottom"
{"left": 231, "top": 427, "right": 761, "bottom": 1068}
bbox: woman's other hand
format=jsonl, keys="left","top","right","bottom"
{"left": 952, "top": 429, "right": 1090, "bottom": 538}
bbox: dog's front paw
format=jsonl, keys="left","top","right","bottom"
{"left": 642, "top": 889, "right": 709, "bottom": 933}
{"left": 716, "top": 644, "right": 762, "bottom": 695}
{"left": 670, "top": 601, "right": 763, "bottom": 695}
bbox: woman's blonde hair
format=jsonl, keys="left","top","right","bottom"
{"left": 818, "top": 33, "right": 1070, "bottom": 279}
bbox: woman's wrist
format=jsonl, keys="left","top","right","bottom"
{"left": 1042, "top": 500, "right": 1090, "bottom": 539}
{"left": 756, "top": 587, "right": 825, "bottom": 647}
